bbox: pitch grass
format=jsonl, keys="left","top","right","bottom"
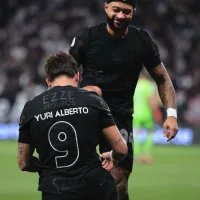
{"left": 0, "top": 141, "right": 199, "bottom": 200}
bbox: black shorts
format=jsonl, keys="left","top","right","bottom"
{"left": 42, "top": 172, "right": 117, "bottom": 200}
{"left": 99, "top": 116, "right": 134, "bottom": 172}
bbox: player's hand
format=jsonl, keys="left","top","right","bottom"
{"left": 82, "top": 86, "right": 102, "bottom": 96}
{"left": 100, "top": 152, "right": 114, "bottom": 171}
{"left": 163, "top": 117, "right": 178, "bottom": 142}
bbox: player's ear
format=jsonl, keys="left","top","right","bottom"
{"left": 104, "top": 3, "right": 108, "bottom": 13}
{"left": 46, "top": 78, "right": 52, "bottom": 88}
{"left": 132, "top": 8, "right": 136, "bottom": 16}
{"left": 74, "top": 72, "right": 80, "bottom": 84}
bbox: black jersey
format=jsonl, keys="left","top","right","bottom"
{"left": 69, "top": 23, "right": 161, "bottom": 120}
{"left": 18, "top": 86, "right": 115, "bottom": 194}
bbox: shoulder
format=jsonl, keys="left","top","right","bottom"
{"left": 72, "top": 27, "right": 90, "bottom": 42}
{"left": 74, "top": 23, "right": 105, "bottom": 38}
{"left": 78, "top": 88, "right": 105, "bottom": 105}
{"left": 86, "top": 91, "right": 110, "bottom": 111}
{"left": 89, "top": 22, "right": 106, "bottom": 33}
{"left": 78, "top": 88, "right": 100, "bottom": 99}
{"left": 25, "top": 90, "right": 48, "bottom": 111}
{"left": 19, "top": 100, "right": 34, "bottom": 127}
{"left": 129, "top": 25, "right": 153, "bottom": 41}
{"left": 32, "top": 90, "right": 48, "bottom": 101}
{"left": 70, "top": 23, "right": 105, "bottom": 49}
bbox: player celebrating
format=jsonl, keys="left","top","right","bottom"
{"left": 69, "top": 1, "right": 178, "bottom": 199}
{"left": 17, "top": 52, "right": 128, "bottom": 200}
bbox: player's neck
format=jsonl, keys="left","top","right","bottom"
{"left": 51, "top": 76, "right": 78, "bottom": 88}
{"left": 106, "top": 24, "right": 128, "bottom": 38}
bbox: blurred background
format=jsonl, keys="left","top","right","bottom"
{"left": 0, "top": 0, "right": 199, "bottom": 200}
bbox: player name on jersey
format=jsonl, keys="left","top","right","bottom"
{"left": 34, "top": 107, "right": 89, "bottom": 121}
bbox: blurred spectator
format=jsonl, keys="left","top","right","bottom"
{"left": 0, "top": 0, "right": 199, "bottom": 125}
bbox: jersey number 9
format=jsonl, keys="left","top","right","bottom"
{"left": 48, "top": 121, "right": 79, "bottom": 168}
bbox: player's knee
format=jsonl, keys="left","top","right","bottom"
{"left": 111, "top": 167, "right": 130, "bottom": 198}
{"left": 117, "top": 180, "right": 128, "bottom": 199}
{"left": 112, "top": 166, "right": 130, "bottom": 183}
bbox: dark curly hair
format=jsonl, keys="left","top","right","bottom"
{"left": 44, "top": 51, "right": 79, "bottom": 81}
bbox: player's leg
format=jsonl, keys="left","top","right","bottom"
{"left": 133, "top": 116, "right": 142, "bottom": 161}
{"left": 99, "top": 122, "right": 133, "bottom": 200}
{"left": 140, "top": 119, "right": 154, "bottom": 164}
{"left": 115, "top": 120, "right": 133, "bottom": 200}
{"left": 111, "top": 166, "right": 130, "bottom": 200}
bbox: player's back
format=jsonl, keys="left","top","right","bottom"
{"left": 24, "top": 85, "right": 109, "bottom": 193}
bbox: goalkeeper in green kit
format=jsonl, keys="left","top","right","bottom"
{"left": 133, "top": 71, "right": 162, "bottom": 164}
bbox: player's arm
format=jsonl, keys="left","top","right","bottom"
{"left": 94, "top": 95, "right": 128, "bottom": 162}
{"left": 142, "top": 29, "right": 178, "bottom": 141}
{"left": 147, "top": 63, "right": 176, "bottom": 110}
{"left": 147, "top": 63, "right": 178, "bottom": 140}
{"left": 18, "top": 143, "right": 41, "bottom": 172}
{"left": 102, "top": 126, "right": 128, "bottom": 161}
{"left": 17, "top": 102, "right": 41, "bottom": 173}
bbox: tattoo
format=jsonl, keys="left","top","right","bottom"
{"left": 18, "top": 143, "right": 30, "bottom": 156}
{"left": 115, "top": 138, "right": 123, "bottom": 146}
{"left": 18, "top": 143, "right": 40, "bottom": 173}
{"left": 147, "top": 63, "right": 176, "bottom": 109}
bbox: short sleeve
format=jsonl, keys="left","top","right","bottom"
{"left": 140, "top": 29, "right": 161, "bottom": 69}
{"left": 92, "top": 94, "right": 116, "bottom": 129}
{"left": 18, "top": 102, "right": 32, "bottom": 144}
{"left": 69, "top": 27, "right": 89, "bottom": 65}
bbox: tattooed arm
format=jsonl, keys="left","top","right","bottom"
{"left": 100, "top": 126, "right": 127, "bottom": 170}
{"left": 146, "top": 63, "right": 178, "bottom": 141}
{"left": 102, "top": 126, "right": 128, "bottom": 161}
{"left": 18, "top": 143, "right": 41, "bottom": 172}
{"left": 146, "top": 63, "right": 176, "bottom": 109}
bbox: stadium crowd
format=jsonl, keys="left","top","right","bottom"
{"left": 0, "top": 0, "right": 199, "bottom": 125}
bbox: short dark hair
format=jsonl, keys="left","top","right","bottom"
{"left": 44, "top": 51, "right": 79, "bottom": 81}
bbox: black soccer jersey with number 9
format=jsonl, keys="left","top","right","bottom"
{"left": 69, "top": 23, "right": 161, "bottom": 120}
{"left": 18, "top": 86, "right": 115, "bottom": 193}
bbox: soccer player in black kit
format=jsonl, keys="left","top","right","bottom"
{"left": 17, "top": 52, "right": 128, "bottom": 200}
{"left": 69, "top": 0, "right": 179, "bottom": 199}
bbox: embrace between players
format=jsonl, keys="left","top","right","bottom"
{"left": 17, "top": 1, "right": 178, "bottom": 200}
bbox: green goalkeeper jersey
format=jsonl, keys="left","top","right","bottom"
{"left": 133, "top": 78, "right": 155, "bottom": 119}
